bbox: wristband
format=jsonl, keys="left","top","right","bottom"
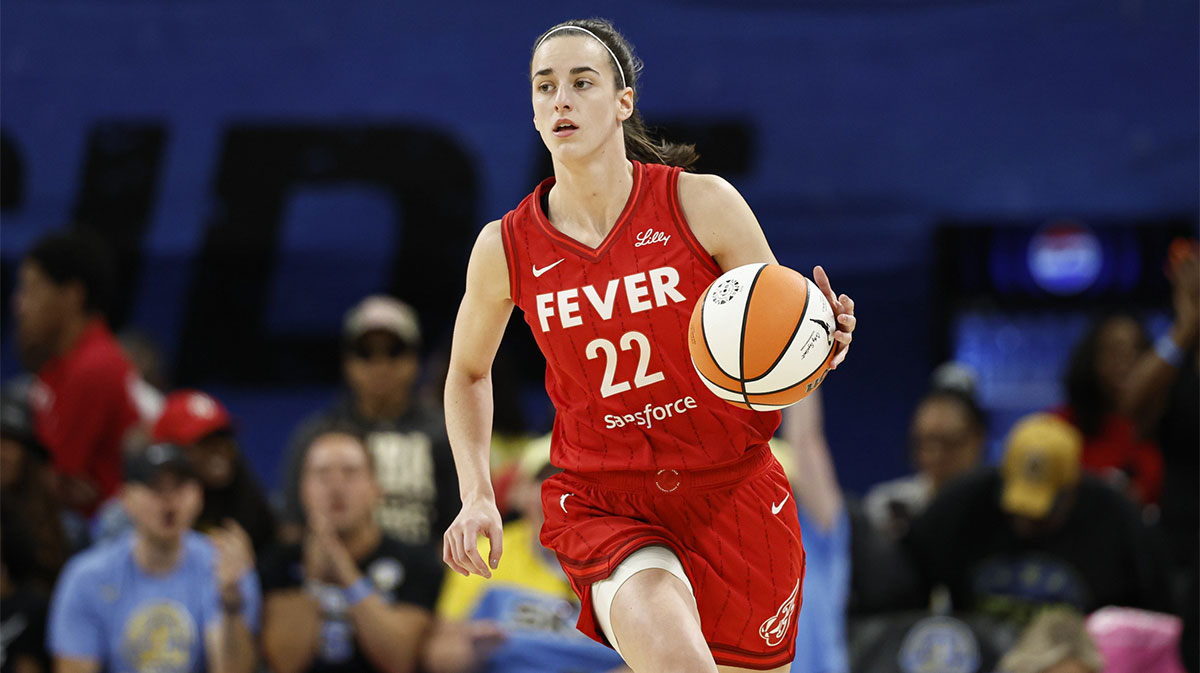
{"left": 343, "top": 576, "right": 374, "bottom": 607}
{"left": 1155, "top": 333, "right": 1185, "bottom": 368}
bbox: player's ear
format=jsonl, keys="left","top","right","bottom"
{"left": 616, "top": 88, "right": 634, "bottom": 122}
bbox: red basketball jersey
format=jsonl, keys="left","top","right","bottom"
{"left": 500, "top": 161, "right": 780, "bottom": 472}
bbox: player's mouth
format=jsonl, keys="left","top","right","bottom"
{"left": 553, "top": 119, "right": 578, "bottom": 137}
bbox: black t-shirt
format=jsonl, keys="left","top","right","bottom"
{"left": 0, "top": 587, "right": 49, "bottom": 673}
{"left": 903, "top": 469, "right": 1173, "bottom": 626}
{"left": 281, "top": 398, "right": 460, "bottom": 551}
{"left": 258, "top": 534, "right": 444, "bottom": 673}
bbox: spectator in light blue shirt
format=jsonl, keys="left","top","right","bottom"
{"left": 47, "top": 442, "right": 260, "bottom": 673}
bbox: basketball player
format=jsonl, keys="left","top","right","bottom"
{"left": 443, "top": 19, "right": 856, "bottom": 673}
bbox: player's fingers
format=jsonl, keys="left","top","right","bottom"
{"left": 832, "top": 343, "right": 851, "bottom": 368}
{"left": 485, "top": 523, "right": 503, "bottom": 570}
{"left": 813, "top": 265, "right": 843, "bottom": 313}
{"left": 461, "top": 529, "right": 491, "bottom": 578}
{"left": 836, "top": 313, "right": 856, "bottom": 334}
{"left": 840, "top": 293, "right": 855, "bottom": 316}
{"left": 444, "top": 531, "right": 470, "bottom": 577}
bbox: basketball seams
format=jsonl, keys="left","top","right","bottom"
{"left": 742, "top": 268, "right": 810, "bottom": 383}
{"left": 737, "top": 264, "right": 768, "bottom": 408}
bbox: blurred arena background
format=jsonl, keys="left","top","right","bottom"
{"left": 3, "top": 0, "right": 1193, "bottom": 492}
{"left": 0, "top": 1, "right": 1196, "bottom": 669}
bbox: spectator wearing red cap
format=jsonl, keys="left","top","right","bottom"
{"left": 279, "top": 296, "right": 459, "bottom": 553}
{"left": 153, "top": 390, "right": 277, "bottom": 554}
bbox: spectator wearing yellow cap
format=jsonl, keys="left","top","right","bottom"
{"left": 903, "top": 412, "right": 1173, "bottom": 629}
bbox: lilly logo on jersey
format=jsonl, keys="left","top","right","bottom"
{"left": 604, "top": 395, "right": 699, "bottom": 430}
{"left": 535, "top": 266, "right": 686, "bottom": 332}
{"left": 634, "top": 227, "right": 671, "bottom": 247}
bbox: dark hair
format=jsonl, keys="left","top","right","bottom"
{"left": 302, "top": 423, "right": 375, "bottom": 474}
{"left": 531, "top": 18, "right": 699, "bottom": 169}
{"left": 914, "top": 387, "right": 988, "bottom": 437}
{"left": 1064, "top": 314, "right": 1149, "bottom": 437}
{"left": 25, "top": 229, "right": 116, "bottom": 317}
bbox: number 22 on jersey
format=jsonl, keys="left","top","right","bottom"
{"left": 586, "top": 330, "right": 664, "bottom": 397}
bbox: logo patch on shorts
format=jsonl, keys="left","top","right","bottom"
{"left": 758, "top": 579, "right": 800, "bottom": 647}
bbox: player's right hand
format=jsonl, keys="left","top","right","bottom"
{"left": 443, "top": 496, "right": 504, "bottom": 578}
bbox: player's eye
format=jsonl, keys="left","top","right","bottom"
{"left": 574, "top": 79, "right": 592, "bottom": 89}
{"left": 537, "top": 82, "right": 554, "bottom": 93}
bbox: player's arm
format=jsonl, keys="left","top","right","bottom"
{"left": 678, "top": 172, "right": 856, "bottom": 367}
{"left": 443, "top": 220, "right": 515, "bottom": 578}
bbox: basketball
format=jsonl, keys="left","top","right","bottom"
{"left": 688, "top": 263, "right": 838, "bottom": 411}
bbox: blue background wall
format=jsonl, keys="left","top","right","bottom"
{"left": 2, "top": 0, "right": 1196, "bottom": 495}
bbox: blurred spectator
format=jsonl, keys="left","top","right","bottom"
{"left": 0, "top": 389, "right": 70, "bottom": 587}
{"left": 153, "top": 390, "right": 277, "bottom": 554}
{"left": 1121, "top": 239, "right": 1199, "bottom": 671}
{"left": 780, "top": 391, "right": 850, "bottom": 673}
{"left": 118, "top": 328, "right": 169, "bottom": 393}
{"left": 997, "top": 607, "right": 1102, "bottom": 673}
{"left": 259, "top": 427, "right": 441, "bottom": 673}
{"left": 12, "top": 230, "right": 145, "bottom": 514}
{"left": 280, "top": 295, "right": 459, "bottom": 551}
{"left": 1086, "top": 606, "right": 1188, "bottom": 673}
{"left": 424, "top": 435, "right": 630, "bottom": 673}
{"left": 1, "top": 514, "right": 51, "bottom": 673}
{"left": 904, "top": 413, "right": 1173, "bottom": 628}
{"left": 47, "top": 443, "right": 259, "bottom": 673}
{"left": 863, "top": 385, "right": 986, "bottom": 538}
{"left": 1054, "top": 313, "right": 1164, "bottom": 505}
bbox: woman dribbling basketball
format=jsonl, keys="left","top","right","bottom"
{"left": 442, "top": 19, "right": 856, "bottom": 672}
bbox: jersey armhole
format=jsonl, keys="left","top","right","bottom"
{"left": 499, "top": 212, "right": 521, "bottom": 304}
{"left": 667, "top": 167, "right": 724, "bottom": 277}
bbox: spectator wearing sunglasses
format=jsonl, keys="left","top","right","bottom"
{"left": 280, "top": 296, "right": 459, "bottom": 557}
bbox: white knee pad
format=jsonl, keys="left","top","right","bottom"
{"left": 590, "top": 545, "right": 695, "bottom": 657}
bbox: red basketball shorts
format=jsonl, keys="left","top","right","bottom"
{"left": 539, "top": 444, "right": 806, "bottom": 670}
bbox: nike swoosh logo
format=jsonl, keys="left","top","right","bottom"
{"left": 533, "top": 259, "right": 565, "bottom": 277}
{"left": 771, "top": 493, "right": 790, "bottom": 515}
{"left": 560, "top": 493, "right": 573, "bottom": 513}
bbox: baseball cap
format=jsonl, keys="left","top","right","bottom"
{"left": 343, "top": 295, "right": 421, "bottom": 348}
{"left": 124, "top": 443, "right": 197, "bottom": 485}
{"left": 1001, "top": 413, "right": 1082, "bottom": 519}
{"left": 152, "top": 390, "right": 233, "bottom": 445}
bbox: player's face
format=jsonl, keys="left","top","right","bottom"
{"left": 910, "top": 398, "right": 982, "bottom": 489}
{"left": 124, "top": 472, "right": 203, "bottom": 547}
{"left": 300, "top": 432, "right": 380, "bottom": 535}
{"left": 530, "top": 35, "right": 632, "bottom": 162}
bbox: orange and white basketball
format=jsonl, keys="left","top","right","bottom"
{"left": 688, "top": 263, "right": 837, "bottom": 411}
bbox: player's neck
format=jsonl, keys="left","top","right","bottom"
{"left": 548, "top": 151, "right": 633, "bottom": 240}
{"left": 134, "top": 533, "right": 184, "bottom": 575}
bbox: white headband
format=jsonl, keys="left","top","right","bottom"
{"left": 534, "top": 25, "right": 627, "bottom": 89}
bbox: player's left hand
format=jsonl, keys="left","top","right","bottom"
{"left": 813, "top": 265, "right": 855, "bottom": 369}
